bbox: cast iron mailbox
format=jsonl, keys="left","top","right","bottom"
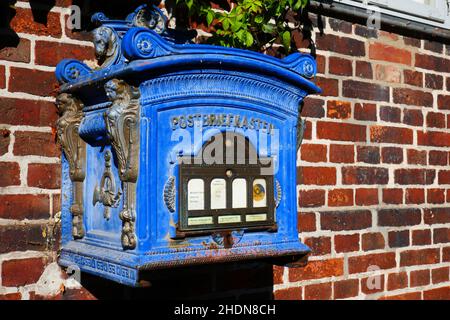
{"left": 56, "top": 5, "right": 321, "bottom": 286}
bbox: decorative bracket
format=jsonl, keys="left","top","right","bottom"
{"left": 56, "top": 93, "right": 86, "bottom": 239}
{"left": 93, "top": 150, "right": 122, "bottom": 220}
{"left": 104, "top": 79, "right": 140, "bottom": 250}
{"left": 296, "top": 102, "right": 306, "bottom": 152}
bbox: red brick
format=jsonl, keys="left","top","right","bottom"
{"left": 13, "top": 131, "right": 59, "bottom": 157}
{"left": 349, "top": 253, "right": 396, "bottom": 274}
{"left": 354, "top": 103, "right": 376, "bottom": 121}
{"left": 424, "top": 208, "right": 450, "bottom": 225}
{"left": 407, "top": 149, "right": 427, "bottom": 165}
{"left": 388, "top": 230, "right": 410, "bottom": 248}
{"left": 370, "top": 126, "right": 413, "bottom": 145}
{"left": 361, "top": 274, "right": 385, "bottom": 295}
{"left": 0, "top": 293, "right": 22, "bottom": 300}
{"left": 317, "top": 121, "right": 366, "bottom": 142}
{"left": 412, "top": 229, "right": 432, "bottom": 246}
{"left": 328, "top": 189, "right": 353, "bottom": 207}
{"left": 387, "top": 272, "right": 408, "bottom": 291}
{"left": 378, "top": 208, "right": 421, "bottom": 227}
{"left": 289, "top": 258, "right": 344, "bottom": 282}
{"left": 298, "top": 167, "right": 336, "bottom": 186}
{"left": 423, "top": 287, "right": 450, "bottom": 300}
{"left": 406, "top": 188, "right": 425, "bottom": 204}
{"left": 393, "top": 88, "right": 433, "bottom": 107}
{"left": 429, "top": 151, "right": 448, "bottom": 166}
{"left": 403, "top": 109, "right": 423, "bottom": 127}
{"left": 0, "top": 98, "right": 58, "bottom": 127}
{"left": 300, "top": 144, "right": 327, "bottom": 163}
{"left": 357, "top": 146, "right": 380, "bottom": 164}
{"left": 334, "top": 234, "right": 360, "bottom": 253}
{"left": 301, "top": 98, "right": 325, "bottom": 118}
{"left": 362, "top": 232, "right": 385, "bottom": 251}
{"left": 329, "top": 57, "right": 352, "bottom": 76}
{"left": 328, "top": 18, "right": 352, "bottom": 33}
{"left": 273, "top": 265, "right": 284, "bottom": 285}
{"left": 418, "top": 131, "right": 450, "bottom": 147}
{"left": 438, "top": 95, "right": 450, "bottom": 110}
{"left": 381, "top": 292, "right": 421, "bottom": 300}
{"left": 380, "top": 106, "right": 401, "bottom": 122}
{"left": 381, "top": 147, "right": 403, "bottom": 164}
{"left": 274, "top": 287, "right": 302, "bottom": 300}
{"left": 355, "top": 188, "right": 378, "bottom": 206}
{"left": 343, "top": 80, "right": 389, "bottom": 102}
{"left": 35, "top": 41, "right": 94, "bottom": 67}
{"left": 326, "top": 100, "right": 351, "bottom": 119}
{"left": 304, "top": 282, "right": 332, "bottom": 300}
{"left": 0, "top": 38, "right": 31, "bottom": 63}
{"left": 0, "top": 162, "right": 20, "bottom": 187}
{"left": 316, "top": 77, "right": 339, "bottom": 97}
{"left": 330, "top": 144, "right": 354, "bottom": 163}
{"left": 427, "top": 112, "right": 446, "bottom": 128}
{"left": 369, "top": 43, "right": 411, "bottom": 65}
{"left": 375, "top": 65, "right": 401, "bottom": 83}
{"left": 447, "top": 77, "right": 450, "bottom": 91}
{"left": 333, "top": 279, "right": 359, "bottom": 299}
{"left": 28, "top": 163, "right": 61, "bottom": 189}
{"left": 394, "top": 169, "right": 435, "bottom": 185}
{"left": 400, "top": 248, "right": 440, "bottom": 267}
{"left": 410, "top": 269, "right": 430, "bottom": 287}
{"left": 1, "top": 257, "right": 47, "bottom": 287}
{"left": 432, "top": 267, "right": 449, "bottom": 284}
{"left": 316, "top": 34, "right": 365, "bottom": 56}
{"left": 424, "top": 40, "right": 443, "bottom": 53}
{"left": 303, "top": 121, "right": 312, "bottom": 140}
{"left": 304, "top": 236, "right": 331, "bottom": 256}
{"left": 316, "top": 55, "right": 326, "bottom": 74}
{"left": 10, "top": 8, "right": 62, "bottom": 38}
{"left": 425, "top": 73, "right": 443, "bottom": 90}
{"left": 9, "top": 67, "right": 58, "bottom": 97}
{"left": 434, "top": 228, "right": 450, "bottom": 244}
{"left": 0, "top": 194, "right": 50, "bottom": 220}
{"left": 355, "top": 61, "right": 373, "bottom": 79}
{"left": 298, "top": 212, "right": 316, "bottom": 232}
{"left": 415, "top": 53, "right": 450, "bottom": 73}
{"left": 427, "top": 189, "right": 445, "bottom": 204}
{"left": 403, "top": 70, "right": 423, "bottom": 87}
{"left": 342, "top": 166, "right": 388, "bottom": 185}
{"left": 0, "top": 225, "right": 47, "bottom": 253}
{"left": 382, "top": 188, "right": 403, "bottom": 204}
{"left": 404, "top": 37, "right": 421, "bottom": 48}
{"left": 299, "top": 189, "right": 325, "bottom": 208}
{"left": 0, "top": 129, "right": 10, "bottom": 156}
{"left": 0, "top": 65, "right": 5, "bottom": 89}
{"left": 439, "top": 170, "right": 450, "bottom": 184}
{"left": 321, "top": 210, "right": 372, "bottom": 231}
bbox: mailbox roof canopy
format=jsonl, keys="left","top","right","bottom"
{"left": 56, "top": 5, "right": 321, "bottom": 95}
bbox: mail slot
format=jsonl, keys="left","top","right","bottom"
{"left": 55, "top": 4, "right": 321, "bottom": 286}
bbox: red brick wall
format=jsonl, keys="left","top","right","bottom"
{"left": 1, "top": 1, "right": 449, "bottom": 300}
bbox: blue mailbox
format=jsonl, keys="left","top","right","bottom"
{"left": 55, "top": 5, "right": 321, "bottom": 286}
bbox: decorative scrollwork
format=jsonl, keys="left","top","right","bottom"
{"left": 163, "top": 176, "right": 176, "bottom": 213}
{"left": 93, "top": 150, "right": 122, "bottom": 220}
{"left": 104, "top": 79, "right": 140, "bottom": 250}
{"left": 56, "top": 93, "right": 86, "bottom": 239}
{"left": 55, "top": 59, "right": 91, "bottom": 84}
{"left": 275, "top": 179, "right": 282, "bottom": 208}
{"left": 93, "top": 26, "right": 120, "bottom": 69}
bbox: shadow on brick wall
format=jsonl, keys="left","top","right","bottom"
{"left": 80, "top": 261, "right": 275, "bottom": 300}
{"left": 0, "top": 0, "right": 19, "bottom": 49}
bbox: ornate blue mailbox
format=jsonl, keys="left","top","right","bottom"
{"left": 55, "top": 5, "right": 321, "bottom": 286}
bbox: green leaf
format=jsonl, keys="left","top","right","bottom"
{"left": 245, "top": 31, "right": 254, "bottom": 47}
{"left": 222, "top": 18, "right": 230, "bottom": 31}
{"left": 254, "top": 15, "right": 264, "bottom": 24}
{"left": 282, "top": 30, "right": 291, "bottom": 51}
{"left": 262, "top": 23, "right": 275, "bottom": 34}
{"left": 206, "top": 11, "right": 214, "bottom": 26}
{"left": 185, "top": 0, "right": 193, "bottom": 10}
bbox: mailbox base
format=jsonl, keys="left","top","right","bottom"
{"left": 59, "top": 240, "right": 309, "bottom": 287}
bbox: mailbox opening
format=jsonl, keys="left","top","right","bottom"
{"left": 177, "top": 132, "right": 277, "bottom": 237}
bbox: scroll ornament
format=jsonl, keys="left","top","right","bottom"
{"left": 104, "top": 79, "right": 140, "bottom": 249}
{"left": 56, "top": 93, "right": 86, "bottom": 239}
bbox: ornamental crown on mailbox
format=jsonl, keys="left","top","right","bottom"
{"left": 55, "top": 4, "right": 321, "bottom": 286}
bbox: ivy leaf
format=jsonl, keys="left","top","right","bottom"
{"left": 282, "top": 30, "right": 291, "bottom": 51}
{"left": 206, "top": 11, "right": 214, "bottom": 26}
{"left": 245, "top": 31, "right": 254, "bottom": 47}
{"left": 222, "top": 18, "right": 230, "bottom": 31}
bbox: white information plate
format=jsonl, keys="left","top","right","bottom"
{"left": 188, "top": 216, "right": 213, "bottom": 226}
{"left": 188, "top": 179, "right": 204, "bottom": 210}
{"left": 246, "top": 213, "right": 267, "bottom": 222}
{"left": 211, "top": 178, "right": 227, "bottom": 209}
{"left": 232, "top": 178, "right": 247, "bottom": 208}
{"left": 218, "top": 215, "right": 241, "bottom": 224}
